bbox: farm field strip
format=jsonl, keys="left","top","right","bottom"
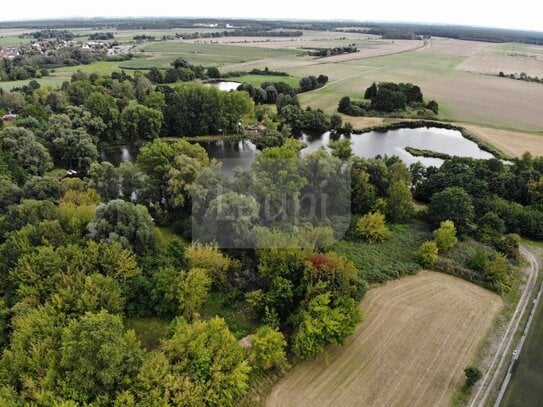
{"left": 497, "top": 274, "right": 543, "bottom": 406}
{"left": 456, "top": 43, "right": 543, "bottom": 77}
{"left": 469, "top": 247, "right": 540, "bottom": 407}
{"left": 460, "top": 124, "right": 543, "bottom": 158}
{"left": 267, "top": 271, "right": 502, "bottom": 407}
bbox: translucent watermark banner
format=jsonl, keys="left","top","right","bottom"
{"left": 191, "top": 155, "right": 352, "bottom": 249}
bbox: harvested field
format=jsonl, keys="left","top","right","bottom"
{"left": 460, "top": 124, "right": 543, "bottom": 158}
{"left": 267, "top": 271, "right": 502, "bottom": 407}
{"left": 420, "top": 37, "right": 490, "bottom": 57}
{"left": 184, "top": 30, "right": 380, "bottom": 49}
{"left": 457, "top": 43, "right": 543, "bottom": 77}
{"left": 311, "top": 39, "right": 426, "bottom": 63}
{"left": 296, "top": 64, "right": 543, "bottom": 132}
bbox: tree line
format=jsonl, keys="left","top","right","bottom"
{"left": 237, "top": 74, "right": 328, "bottom": 107}
{"left": 2, "top": 19, "right": 542, "bottom": 45}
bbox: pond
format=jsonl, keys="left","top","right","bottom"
{"left": 99, "top": 127, "right": 495, "bottom": 175}
{"left": 205, "top": 81, "right": 241, "bottom": 92}
{"left": 100, "top": 144, "right": 139, "bottom": 167}
{"left": 199, "top": 139, "right": 258, "bottom": 178}
{"left": 299, "top": 127, "right": 495, "bottom": 167}
{"left": 99, "top": 140, "right": 258, "bottom": 179}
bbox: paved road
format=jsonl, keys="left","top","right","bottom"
{"left": 468, "top": 246, "right": 540, "bottom": 407}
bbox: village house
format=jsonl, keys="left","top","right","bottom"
{"left": 2, "top": 113, "right": 18, "bottom": 126}
{"left": 0, "top": 47, "right": 18, "bottom": 59}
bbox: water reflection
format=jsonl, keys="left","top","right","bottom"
{"left": 298, "top": 127, "right": 494, "bottom": 167}
{"left": 206, "top": 81, "right": 241, "bottom": 92}
{"left": 99, "top": 127, "right": 496, "bottom": 174}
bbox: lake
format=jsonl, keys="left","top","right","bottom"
{"left": 99, "top": 127, "right": 496, "bottom": 175}
{"left": 300, "top": 126, "right": 494, "bottom": 166}
{"left": 206, "top": 81, "right": 241, "bottom": 91}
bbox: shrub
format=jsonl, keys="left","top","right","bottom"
{"left": 355, "top": 211, "right": 391, "bottom": 243}
{"left": 433, "top": 220, "right": 458, "bottom": 251}
{"left": 464, "top": 366, "right": 482, "bottom": 387}
{"left": 417, "top": 241, "right": 439, "bottom": 267}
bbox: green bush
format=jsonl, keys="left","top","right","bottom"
{"left": 355, "top": 211, "right": 391, "bottom": 243}
{"left": 464, "top": 366, "right": 482, "bottom": 387}
{"left": 433, "top": 220, "right": 458, "bottom": 251}
{"left": 417, "top": 241, "right": 439, "bottom": 268}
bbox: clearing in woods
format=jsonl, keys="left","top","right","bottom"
{"left": 267, "top": 271, "right": 502, "bottom": 407}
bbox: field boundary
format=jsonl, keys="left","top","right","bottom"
{"left": 468, "top": 246, "right": 540, "bottom": 407}
{"left": 494, "top": 250, "right": 543, "bottom": 406}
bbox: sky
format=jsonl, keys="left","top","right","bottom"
{"left": 1, "top": 0, "right": 541, "bottom": 32}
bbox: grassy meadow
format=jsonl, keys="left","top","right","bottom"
{"left": 0, "top": 35, "right": 32, "bottom": 47}
{"left": 332, "top": 222, "right": 431, "bottom": 285}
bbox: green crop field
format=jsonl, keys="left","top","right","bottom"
{"left": 0, "top": 61, "right": 128, "bottom": 90}
{"left": 0, "top": 36, "right": 32, "bottom": 47}
{"left": 501, "top": 245, "right": 543, "bottom": 407}
{"left": 119, "top": 56, "right": 178, "bottom": 70}
{"left": 137, "top": 42, "right": 301, "bottom": 66}
{"left": 0, "top": 76, "right": 66, "bottom": 90}
{"left": 52, "top": 61, "right": 124, "bottom": 76}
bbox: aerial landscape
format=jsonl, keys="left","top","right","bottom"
{"left": 0, "top": 2, "right": 542, "bottom": 406}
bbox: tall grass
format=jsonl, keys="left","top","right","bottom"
{"left": 331, "top": 222, "right": 431, "bottom": 285}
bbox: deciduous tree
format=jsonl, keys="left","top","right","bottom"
{"left": 0, "top": 127, "right": 52, "bottom": 176}
{"left": 87, "top": 199, "right": 156, "bottom": 254}
{"left": 120, "top": 103, "right": 163, "bottom": 141}
{"left": 249, "top": 326, "right": 289, "bottom": 371}
{"left": 417, "top": 241, "right": 439, "bottom": 268}
{"left": 355, "top": 211, "right": 391, "bottom": 243}
{"left": 433, "top": 220, "right": 458, "bottom": 251}
{"left": 59, "top": 311, "right": 144, "bottom": 403}
{"left": 427, "top": 187, "right": 474, "bottom": 236}
{"left": 293, "top": 293, "right": 361, "bottom": 359}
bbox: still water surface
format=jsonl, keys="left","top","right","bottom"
{"left": 100, "top": 127, "right": 495, "bottom": 176}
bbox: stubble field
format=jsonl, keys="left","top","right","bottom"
{"left": 266, "top": 271, "right": 502, "bottom": 407}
